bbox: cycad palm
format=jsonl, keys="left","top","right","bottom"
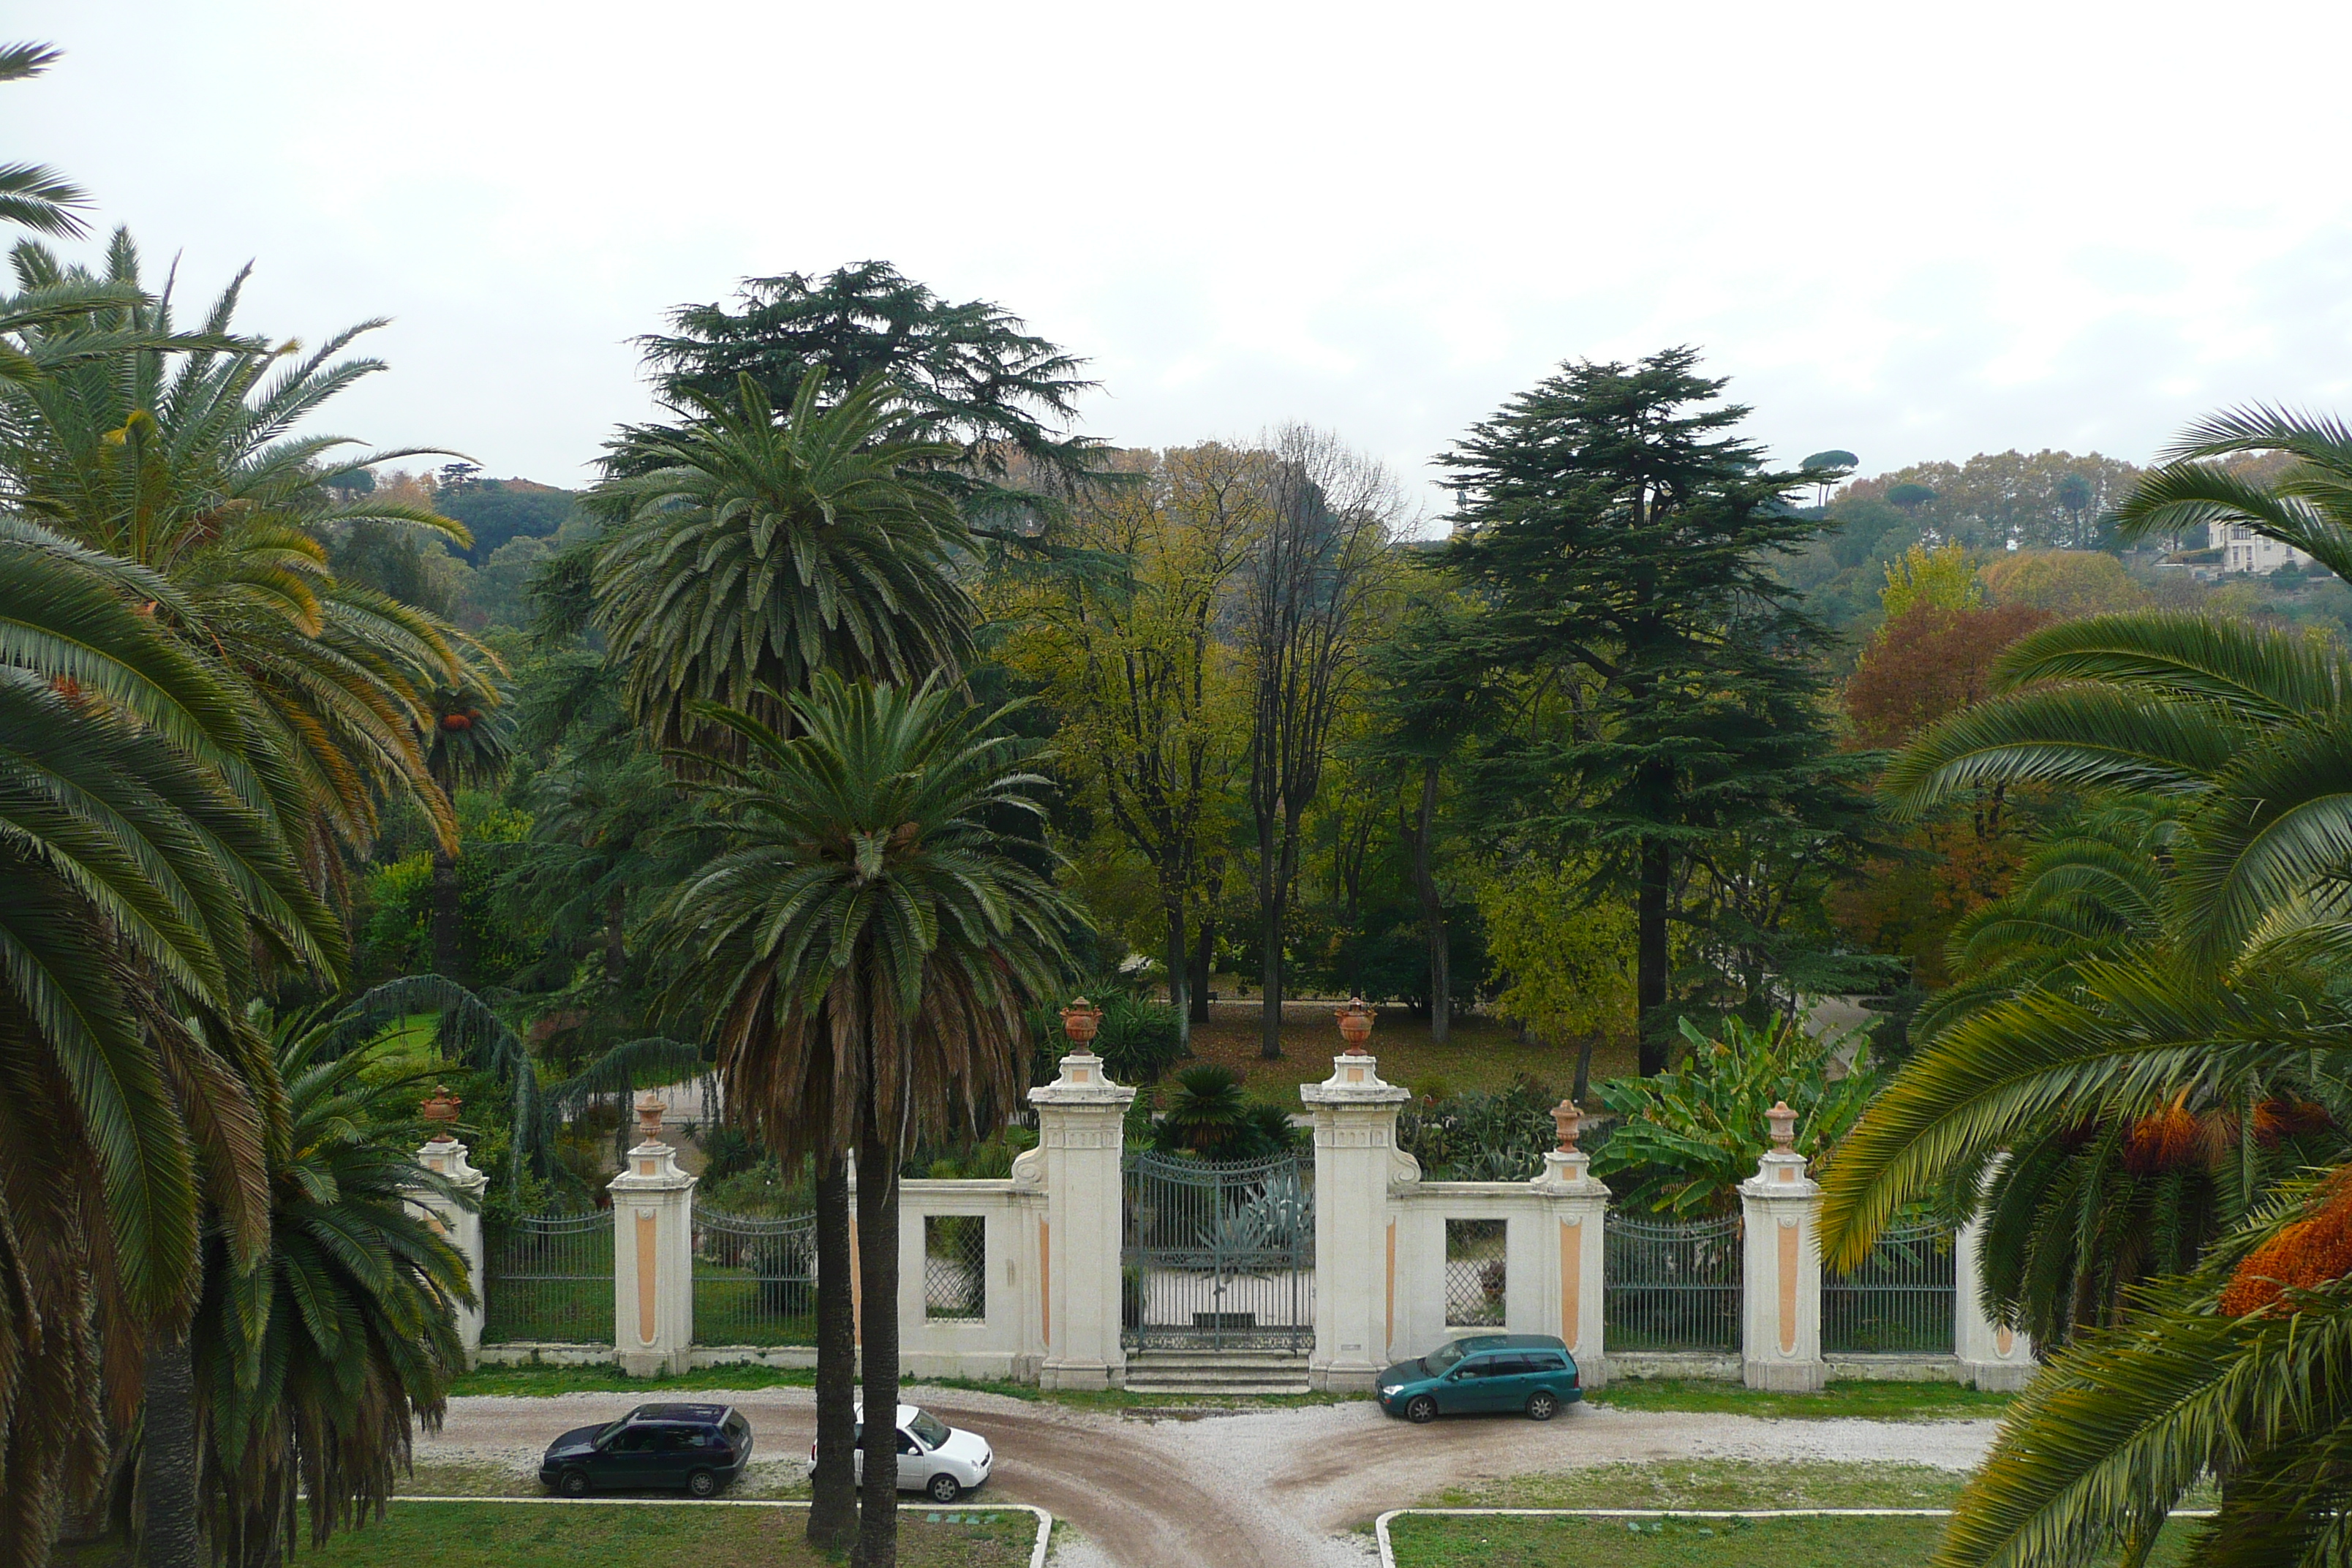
{"left": 587, "top": 370, "right": 975, "bottom": 758}
{"left": 661, "top": 674, "right": 1078, "bottom": 1568}
{"left": 193, "top": 1011, "right": 470, "bottom": 1568}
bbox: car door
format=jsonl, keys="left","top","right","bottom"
{"left": 598, "top": 1425, "right": 660, "bottom": 1488}
{"left": 655, "top": 1426, "right": 698, "bottom": 1487}
{"left": 894, "top": 1426, "right": 930, "bottom": 1492}
{"left": 1442, "top": 1354, "right": 1501, "bottom": 1412}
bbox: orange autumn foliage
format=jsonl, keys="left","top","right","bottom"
{"left": 1844, "top": 601, "right": 2054, "bottom": 750}
{"left": 2220, "top": 1172, "right": 2352, "bottom": 1319}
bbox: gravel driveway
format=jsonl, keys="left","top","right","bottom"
{"left": 419, "top": 1384, "right": 1999, "bottom": 1567}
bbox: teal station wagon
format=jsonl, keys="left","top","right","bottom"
{"left": 1376, "top": 1333, "right": 1583, "bottom": 1422}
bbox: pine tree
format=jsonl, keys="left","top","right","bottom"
{"left": 1435, "top": 347, "right": 1874, "bottom": 1072}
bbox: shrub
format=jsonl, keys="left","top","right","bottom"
{"left": 1398, "top": 1077, "right": 1558, "bottom": 1181}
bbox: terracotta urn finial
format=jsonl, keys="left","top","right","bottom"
{"left": 1335, "top": 995, "right": 1374, "bottom": 1053}
{"left": 1766, "top": 1100, "right": 1798, "bottom": 1154}
{"left": 1060, "top": 997, "right": 1102, "bottom": 1046}
{"left": 1551, "top": 1098, "right": 1583, "bottom": 1154}
{"left": 636, "top": 1091, "right": 666, "bottom": 1143}
{"left": 420, "top": 1085, "right": 461, "bottom": 1142}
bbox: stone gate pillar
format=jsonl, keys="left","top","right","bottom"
{"left": 407, "top": 1088, "right": 489, "bottom": 1360}
{"left": 1530, "top": 1099, "right": 1610, "bottom": 1389}
{"left": 1028, "top": 1033, "right": 1135, "bottom": 1390}
{"left": 610, "top": 1093, "right": 696, "bottom": 1377}
{"left": 1300, "top": 1006, "right": 1410, "bottom": 1392}
{"left": 1739, "top": 1101, "right": 1825, "bottom": 1390}
{"left": 1955, "top": 1198, "right": 2035, "bottom": 1390}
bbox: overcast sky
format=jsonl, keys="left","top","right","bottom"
{"left": 15, "top": 1, "right": 2352, "bottom": 516}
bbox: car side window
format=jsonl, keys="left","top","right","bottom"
{"left": 897, "top": 1429, "right": 921, "bottom": 1455}
{"left": 1456, "top": 1356, "right": 1493, "bottom": 1378}
{"left": 657, "top": 1429, "right": 692, "bottom": 1453}
{"left": 614, "top": 1428, "right": 655, "bottom": 1452}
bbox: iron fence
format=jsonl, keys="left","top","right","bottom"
{"left": 1122, "top": 1150, "right": 1314, "bottom": 1351}
{"left": 483, "top": 1210, "right": 614, "bottom": 1343}
{"left": 692, "top": 1208, "right": 817, "bottom": 1345}
{"left": 1444, "top": 1218, "right": 1508, "bottom": 1327}
{"left": 1823, "top": 1223, "right": 1956, "bottom": 1355}
{"left": 924, "top": 1215, "right": 988, "bottom": 1320}
{"left": 1604, "top": 1213, "right": 1742, "bottom": 1352}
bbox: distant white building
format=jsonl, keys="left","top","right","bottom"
{"left": 2211, "top": 521, "right": 2313, "bottom": 575}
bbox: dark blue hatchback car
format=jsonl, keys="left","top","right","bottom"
{"left": 540, "top": 1403, "right": 754, "bottom": 1497}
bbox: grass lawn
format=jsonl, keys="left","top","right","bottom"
{"left": 1424, "top": 1459, "right": 1971, "bottom": 1512}
{"left": 1385, "top": 1513, "right": 2196, "bottom": 1568}
{"left": 1588, "top": 1377, "right": 2013, "bottom": 1422}
{"left": 58, "top": 1502, "right": 1033, "bottom": 1568}
{"left": 1178, "top": 1000, "right": 1632, "bottom": 1107}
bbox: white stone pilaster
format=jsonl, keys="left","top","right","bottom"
{"left": 609, "top": 1098, "right": 696, "bottom": 1377}
{"left": 1531, "top": 1147, "right": 1611, "bottom": 1389}
{"left": 1301, "top": 1052, "right": 1410, "bottom": 1392}
{"left": 1028, "top": 1051, "right": 1135, "bottom": 1390}
{"left": 409, "top": 1134, "right": 489, "bottom": 1360}
{"left": 1955, "top": 1211, "right": 2035, "bottom": 1390}
{"left": 1739, "top": 1140, "right": 1824, "bottom": 1391}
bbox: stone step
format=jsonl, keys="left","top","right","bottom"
{"left": 1124, "top": 1352, "right": 1314, "bottom": 1395}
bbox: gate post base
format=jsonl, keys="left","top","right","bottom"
{"left": 619, "top": 1348, "right": 690, "bottom": 1379}
{"left": 1308, "top": 1359, "right": 1380, "bottom": 1394}
{"left": 1039, "top": 1358, "right": 1117, "bottom": 1391}
{"left": 1742, "top": 1358, "right": 1826, "bottom": 1392}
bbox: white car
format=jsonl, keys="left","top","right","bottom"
{"left": 810, "top": 1403, "right": 994, "bottom": 1503}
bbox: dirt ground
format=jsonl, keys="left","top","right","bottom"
{"left": 417, "top": 1382, "right": 1997, "bottom": 1568}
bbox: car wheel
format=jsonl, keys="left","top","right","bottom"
{"left": 927, "top": 1472, "right": 962, "bottom": 1504}
{"left": 1405, "top": 1395, "right": 1439, "bottom": 1425}
{"left": 558, "top": 1469, "right": 590, "bottom": 1498}
{"left": 1526, "top": 1390, "right": 1559, "bottom": 1422}
{"left": 686, "top": 1469, "right": 719, "bottom": 1499}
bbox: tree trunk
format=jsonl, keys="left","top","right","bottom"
{"left": 851, "top": 1128, "right": 902, "bottom": 1568}
{"left": 1407, "top": 763, "right": 1448, "bottom": 1045}
{"left": 138, "top": 1326, "right": 201, "bottom": 1568}
{"left": 1188, "top": 918, "right": 1213, "bottom": 1028}
{"left": 603, "top": 891, "right": 627, "bottom": 981}
{"left": 431, "top": 847, "right": 463, "bottom": 980}
{"left": 1256, "top": 894, "right": 1284, "bottom": 1060}
{"left": 1162, "top": 897, "right": 1191, "bottom": 1051}
{"left": 806, "top": 1154, "right": 858, "bottom": 1552}
{"left": 1637, "top": 838, "right": 1671, "bottom": 1076}
{"left": 1573, "top": 1033, "right": 1597, "bottom": 1107}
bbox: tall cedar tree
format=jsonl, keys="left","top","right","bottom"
{"left": 619, "top": 260, "right": 1111, "bottom": 529}
{"left": 1436, "top": 348, "right": 1863, "bottom": 1074}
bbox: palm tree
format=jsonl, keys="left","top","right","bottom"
{"left": 0, "top": 45, "right": 91, "bottom": 240}
{"left": 0, "top": 520, "right": 335, "bottom": 1568}
{"left": 192, "top": 1011, "right": 472, "bottom": 1568}
{"left": 660, "top": 674, "right": 1079, "bottom": 1568}
{"left": 0, "top": 231, "right": 486, "bottom": 887}
{"left": 588, "top": 369, "right": 981, "bottom": 1550}
{"left": 1817, "top": 409, "right": 2352, "bottom": 1564}
{"left": 586, "top": 370, "right": 976, "bottom": 759}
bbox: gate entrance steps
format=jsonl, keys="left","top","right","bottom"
{"left": 1123, "top": 1349, "right": 1313, "bottom": 1395}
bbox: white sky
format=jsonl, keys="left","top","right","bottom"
{"left": 15, "top": 1, "right": 2352, "bottom": 516}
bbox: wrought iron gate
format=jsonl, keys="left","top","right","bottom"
{"left": 1603, "top": 1213, "right": 1742, "bottom": 1352}
{"left": 1823, "top": 1223, "right": 1954, "bottom": 1354}
{"left": 1122, "top": 1150, "right": 1314, "bottom": 1352}
{"left": 692, "top": 1208, "right": 817, "bottom": 1346}
{"left": 484, "top": 1210, "right": 614, "bottom": 1343}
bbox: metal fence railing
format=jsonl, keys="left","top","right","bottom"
{"left": 1444, "top": 1218, "right": 1507, "bottom": 1327}
{"left": 691, "top": 1208, "right": 817, "bottom": 1345}
{"left": 1604, "top": 1213, "right": 1742, "bottom": 1352}
{"left": 924, "top": 1214, "right": 987, "bottom": 1320}
{"left": 484, "top": 1210, "right": 614, "bottom": 1343}
{"left": 1823, "top": 1223, "right": 1956, "bottom": 1355}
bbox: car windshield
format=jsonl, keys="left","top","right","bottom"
{"left": 1425, "top": 1341, "right": 1472, "bottom": 1375}
{"left": 908, "top": 1410, "right": 953, "bottom": 1450}
{"left": 593, "top": 1418, "right": 630, "bottom": 1447}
